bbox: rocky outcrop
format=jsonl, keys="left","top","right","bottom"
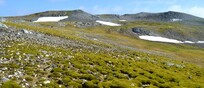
{"left": 132, "top": 27, "right": 151, "bottom": 35}
{"left": 73, "top": 21, "right": 100, "bottom": 28}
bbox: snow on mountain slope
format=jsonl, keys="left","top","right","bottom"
{"left": 184, "top": 41, "right": 195, "bottom": 44}
{"left": 139, "top": 35, "right": 183, "bottom": 43}
{"left": 96, "top": 20, "right": 121, "bottom": 26}
{"left": 119, "top": 20, "right": 127, "bottom": 22}
{"left": 33, "top": 16, "right": 68, "bottom": 22}
{"left": 171, "top": 18, "right": 183, "bottom": 22}
{"left": 197, "top": 41, "right": 204, "bottom": 43}
{"left": 139, "top": 35, "right": 204, "bottom": 44}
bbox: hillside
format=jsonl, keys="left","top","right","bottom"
{"left": 0, "top": 10, "right": 204, "bottom": 88}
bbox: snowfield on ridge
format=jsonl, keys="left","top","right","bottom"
{"left": 33, "top": 16, "right": 68, "bottom": 22}
{"left": 139, "top": 35, "right": 183, "bottom": 43}
{"left": 96, "top": 20, "right": 121, "bottom": 26}
{"left": 139, "top": 35, "right": 204, "bottom": 44}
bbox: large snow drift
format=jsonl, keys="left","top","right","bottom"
{"left": 197, "top": 41, "right": 204, "bottom": 43}
{"left": 139, "top": 35, "right": 204, "bottom": 44}
{"left": 139, "top": 35, "right": 183, "bottom": 43}
{"left": 96, "top": 20, "right": 121, "bottom": 26}
{"left": 33, "top": 16, "right": 68, "bottom": 22}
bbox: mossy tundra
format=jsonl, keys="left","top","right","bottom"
{"left": 1, "top": 20, "right": 204, "bottom": 88}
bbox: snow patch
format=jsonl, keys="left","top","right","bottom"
{"left": 139, "top": 35, "right": 183, "bottom": 43}
{"left": 184, "top": 41, "right": 195, "bottom": 44}
{"left": 139, "top": 35, "right": 204, "bottom": 44}
{"left": 171, "top": 19, "right": 182, "bottom": 22}
{"left": 197, "top": 41, "right": 204, "bottom": 43}
{"left": 33, "top": 16, "right": 68, "bottom": 22}
{"left": 119, "top": 20, "right": 127, "bottom": 22}
{"left": 96, "top": 20, "right": 121, "bottom": 26}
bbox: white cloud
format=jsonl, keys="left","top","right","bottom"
{"left": 168, "top": 5, "right": 204, "bottom": 18}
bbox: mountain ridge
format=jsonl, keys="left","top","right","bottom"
{"left": 4, "top": 10, "right": 204, "bottom": 22}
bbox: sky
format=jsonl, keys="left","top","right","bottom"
{"left": 1, "top": 0, "right": 204, "bottom": 18}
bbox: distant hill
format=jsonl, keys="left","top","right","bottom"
{"left": 4, "top": 9, "right": 204, "bottom": 42}
{"left": 5, "top": 10, "right": 204, "bottom": 24}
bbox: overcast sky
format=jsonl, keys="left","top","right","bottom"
{"left": 0, "top": 0, "right": 204, "bottom": 18}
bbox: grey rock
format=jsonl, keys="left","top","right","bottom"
{"left": 132, "top": 27, "right": 151, "bottom": 35}
{"left": 166, "top": 62, "right": 175, "bottom": 67}
{"left": 1, "top": 77, "right": 9, "bottom": 82}
{"left": 20, "top": 29, "right": 32, "bottom": 34}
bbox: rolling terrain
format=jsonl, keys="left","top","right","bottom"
{"left": 0, "top": 10, "right": 204, "bottom": 88}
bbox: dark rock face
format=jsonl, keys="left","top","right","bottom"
{"left": 131, "top": 27, "right": 158, "bottom": 36}
{"left": 132, "top": 27, "right": 151, "bottom": 35}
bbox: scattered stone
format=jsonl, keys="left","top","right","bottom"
{"left": 93, "top": 38, "right": 98, "bottom": 41}
{"left": 166, "top": 62, "right": 174, "bottom": 67}
{"left": 43, "top": 80, "right": 50, "bottom": 84}
{"left": 20, "top": 29, "right": 32, "bottom": 34}
{"left": 175, "top": 64, "right": 185, "bottom": 68}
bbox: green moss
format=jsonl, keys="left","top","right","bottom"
{"left": 25, "top": 76, "right": 33, "bottom": 82}
{"left": 1, "top": 81, "right": 21, "bottom": 88}
{"left": 82, "top": 81, "right": 95, "bottom": 88}
{"left": 67, "top": 82, "right": 82, "bottom": 88}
